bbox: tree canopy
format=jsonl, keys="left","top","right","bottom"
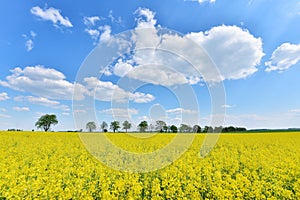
{"left": 110, "top": 121, "right": 120, "bottom": 133}
{"left": 35, "top": 114, "right": 58, "bottom": 132}
{"left": 86, "top": 121, "right": 96, "bottom": 132}
{"left": 122, "top": 121, "right": 132, "bottom": 132}
{"left": 138, "top": 121, "right": 148, "bottom": 132}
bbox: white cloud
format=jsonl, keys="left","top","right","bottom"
{"left": 221, "top": 104, "right": 235, "bottom": 108}
{"left": 0, "top": 108, "right": 6, "bottom": 112}
{"left": 0, "top": 65, "right": 86, "bottom": 100}
{"left": 83, "top": 16, "right": 100, "bottom": 26}
{"left": 14, "top": 96, "right": 69, "bottom": 111}
{"left": 30, "top": 31, "right": 37, "bottom": 38}
{"left": 13, "top": 107, "right": 30, "bottom": 111}
{"left": 265, "top": 43, "right": 300, "bottom": 72}
{"left": 186, "top": 25, "right": 264, "bottom": 81}
{"left": 166, "top": 108, "right": 198, "bottom": 114}
{"left": 101, "top": 108, "right": 138, "bottom": 118}
{"left": 125, "top": 65, "right": 189, "bottom": 86}
{"left": 30, "top": 6, "right": 73, "bottom": 28}
{"left": 109, "top": 12, "right": 263, "bottom": 85}
{"left": 108, "top": 10, "right": 122, "bottom": 24}
{"left": 85, "top": 29, "right": 100, "bottom": 42}
{"left": 113, "top": 59, "right": 134, "bottom": 77}
{"left": 99, "top": 25, "right": 112, "bottom": 43}
{"left": 0, "top": 114, "right": 10, "bottom": 118}
{"left": 83, "top": 77, "right": 154, "bottom": 103}
{"left": 25, "top": 39, "right": 34, "bottom": 51}
{"left": 100, "top": 68, "right": 112, "bottom": 76}
{"left": 0, "top": 92, "right": 9, "bottom": 101}
{"left": 134, "top": 7, "right": 157, "bottom": 28}
{"left": 289, "top": 109, "right": 300, "bottom": 113}
{"left": 184, "top": 0, "right": 216, "bottom": 4}
{"left": 22, "top": 31, "right": 36, "bottom": 52}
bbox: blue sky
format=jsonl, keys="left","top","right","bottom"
{"left": 0, "top": 0, "right": 300, "bottom": 131}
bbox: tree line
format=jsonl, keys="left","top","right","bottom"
{"left": 35, "top": 114, "right": 246, "bottom": 133}
{"left": 85, "top": 120, "right": 247, "bottom": 133}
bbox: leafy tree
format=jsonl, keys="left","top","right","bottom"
{"left": 203, "top": 126, "right": 213, "bottom": 133}
{"left": 149, "top": 124, "right": 155, "bottom": 132}
{"left": 193, "top": 125, "right": 201, "bottom": 133}
{"left": 236, "top": 127, "right": 247, "bottom": 132}
{"left": 170, "top": 125, "right": 178, "bottom": 133}
{"left": 122, "top": 120, "right": 132, "bottom": 132}
{"left": 179, "top": 124, "right": 192, "bottom": 133}
{"left": 86, "top": 121, "right": 96, "bottom": 132}
{"left": 163, "top": 125, "right": 169, "bottom": 133}
{"left": 155, "top": 120, "right": 167, "bottom": 132}
{"left": 110, "top": 121, "right": 120, "bottom": 133}
{"left": 35, "top": 114, "right": 58, "bottom": 132}
{"left": 100, "top": 121, "right": 108, "bottom": 132}
{"left": 214, "top": 126, "right": 223, "bottom": 133}
{"left": 138, "top": 121, "right": 148, "bottom": 132}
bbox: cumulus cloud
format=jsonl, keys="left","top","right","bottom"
{"left": 265, "top": 43, "right": 300, "bottom": 72}
{"left": 113, "top": 59, "right": 134, "bottom": 77}
{"left": 187, "top": 25, "right": 264, "bottom": 80}
{"left": 99, "top": 25, "right": 112, "bottom": 43}
{"left": 109, "top": 9, "right": 263, "bottom": 85}
{"left": 14, "top": 96, "right": 70, "bottom": 111}
{"left": 0, "top": 92, "right": 9, "bottom": 101}
{"left": 30, "top": 6, "right": 73, "bottom": 28}
{"left": 13, "top": 107, "right": 30, "bottom": 111}
{"left": 83, "top": 77, "right": 154, "bottom": 103}
{"left": 134, "top": 7, "right": 157, "bottom": 28}
{"left": 0, "top": 65, "right": 86, "bottom": 100}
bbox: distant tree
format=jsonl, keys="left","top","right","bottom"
{"left": 163, "top": 125, "right": 169, "bottom": 133}
{"left": 100, "top": 121, "right": 108, "bottom": 132}
{"left": 35, "top": 114, "right": 58, "bottom": 132}
{"left": 138, "top": 121, "right": 148, "bottom": 132}
{"left": 236, "top": 127, "right": 247, "bottom": 132}
{"left": 179, "top": 124, "right": 192, "bottom": 133}
{"left": 193, "top": 125, "right": 201, "bottom": 133}
{"left": 110, "top": 121, "right": 120, "bottom": 133}
{"left": 86, "top": 121, "right": 96, "bottom": 132}
{"left": 203, "top": 126, "right": 213, "bottom": 133}
{"left": 214, "top": 126, "right": 223, "bottom": 133}
{"left": 155, "top": 120, "right": 167, "bottom": 132}
{"left": 227, "top": 126, "right": 236, "bottom": 132}
{"left": 170, "top": 125, "right": 178, "bottom": 133}
{"left": 122, "top": 120, "right": 132, "bottom": 132}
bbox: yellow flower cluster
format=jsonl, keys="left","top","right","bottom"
{"left": 0, "top": 131, "right": 299, "bottom": 199}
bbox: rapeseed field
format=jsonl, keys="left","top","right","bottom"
{"left": 0, "top": 131, "right": 299, "bottom": 199}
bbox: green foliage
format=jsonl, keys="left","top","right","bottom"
{"left": 35, "top": 114, "right": 58, "bottom": 132}
{"left": 170, "top": 125, "right": 178, "bottom": 133}
{"left": 155, "top": 120, "right": 166, "bottom": 132}
{"left": 110, "top": 121, "right": 120, "bottom": 133}
{"left": 100, "top": 121, "right": 108, "bottom": 132}
{"left": 86, "top": 121, "right": 96, "bottom": 132}
{"left": 138, "top": 121, "right": 148, "bottom": 132}
{"left": 122, "top": 121, "right": 131, "bottom": 132}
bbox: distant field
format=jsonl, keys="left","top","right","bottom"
{"left": 0, "top": 131, "right": 300, "bottom": 199}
